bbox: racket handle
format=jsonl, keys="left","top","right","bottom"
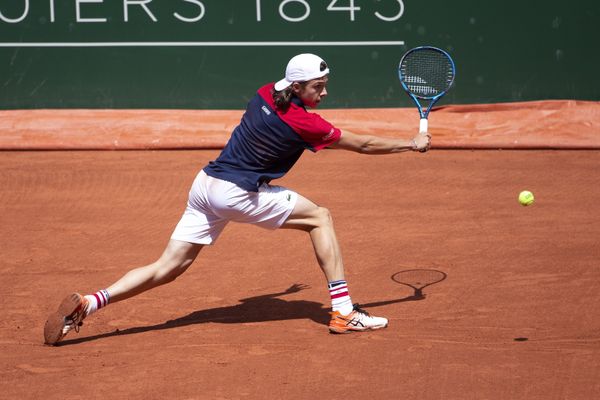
{"left": 419, "top": 118, "right": 428, "bottom": 134}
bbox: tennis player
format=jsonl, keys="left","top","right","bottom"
{"left": 44, "top": 53, "right": 431, "bottom": 344}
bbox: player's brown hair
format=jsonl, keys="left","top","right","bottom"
{"left": 272, "top": 82, "right": 307, "bottom": 113}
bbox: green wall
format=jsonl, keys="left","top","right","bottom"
{"left": 1, "top": 0, "right": 599, "bottom": 109}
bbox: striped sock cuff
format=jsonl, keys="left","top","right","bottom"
{"left": 328, "top": 280, "right": 353, "bottom": 314}
{"left": 100, "top": 289, "right": 110, "bottom": 305}
{"left": 84, "top": 289, "right": 110, "bottom": 318}
{"left": 92, "top": 289, "right": 110, "bottom": 309}
{"left": 328, "top": 280, "right": 346, "bottom": 289}
{"left": 329, "top": 284, "right": 349, "bottom": 299}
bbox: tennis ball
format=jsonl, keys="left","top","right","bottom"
{"left": 518, "top": 190, "right": 534, "bottom": 206}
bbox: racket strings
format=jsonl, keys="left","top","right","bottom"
{"left": 400, "top": 49, "right": 454, "bottom": 98}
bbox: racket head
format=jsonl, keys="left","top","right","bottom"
{"left": 398, "top": 46, "right": 456, "bottom": 100}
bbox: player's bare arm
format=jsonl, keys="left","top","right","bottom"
{"left": 330, "top": 130, "right": 430, "bottom": 154}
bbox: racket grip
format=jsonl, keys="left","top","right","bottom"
{"left": 419, "top": 118, "right": 428, "bottom": 134}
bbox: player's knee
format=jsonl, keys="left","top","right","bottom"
{"left": 156, "top": 259, "right": 193, "bottom": 284}
{"left": 282, "top": 204, "right": 333, "bottom": 231}
{"left": 315, "top": 206, "right": 333, "bottom": 227}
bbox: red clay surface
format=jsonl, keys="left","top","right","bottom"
{"left": 1, "top": 100, "right": 599, "bottom": 150}
{"left": 1, "top": 149, "right": 599, "bottom": 399}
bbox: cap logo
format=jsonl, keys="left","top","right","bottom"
{"left": 320, "top": 61, "right": 327, "bottom": 72}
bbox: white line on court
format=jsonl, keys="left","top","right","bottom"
{"left": 0, "top": 41, "right": 405, "bottom": 47}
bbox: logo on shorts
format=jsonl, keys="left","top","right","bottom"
{"left": 286, "top": 194, "right": 292, "bottom": 201}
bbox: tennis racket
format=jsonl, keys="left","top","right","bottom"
{"left": 398, "top": 46, "right": 456, "bottom": 140}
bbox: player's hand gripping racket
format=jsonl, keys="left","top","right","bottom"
{"left": 398, "top": 46, "right": 456, "bottom": 150}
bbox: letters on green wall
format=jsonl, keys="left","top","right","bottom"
{"left": 1, "top": 1, "right": 598, "bottom": 108}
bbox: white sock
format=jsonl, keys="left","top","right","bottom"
{"left": 328, "top": 280, "right": 353, "bottom": 315}
{"left": 84, "top": 289, "right": 110, "bottom": 317}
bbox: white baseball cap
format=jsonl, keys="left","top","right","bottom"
{"left": 274, "top": 53, "right": 330, "bottom": 91}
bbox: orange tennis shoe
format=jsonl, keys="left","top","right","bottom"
{"left": 329, "top": 304, "right": 388, "bottom": 334}
{"left": 44, "top": 293, "right": 89, "bottom": 345}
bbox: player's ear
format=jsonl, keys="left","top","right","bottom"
{"left": 291, "top": 81, "right": 303, "bottom": 95}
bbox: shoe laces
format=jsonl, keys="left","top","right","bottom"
{"left": 63, "top": 303, "right": 86, "bottom": 334}
{"left": 352, "top": 303, "right": 371, "bottom": 316}
{"left": 63, "top": 319, "right": 84, "bottom": 334}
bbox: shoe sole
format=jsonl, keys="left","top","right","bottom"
{"left": 329, "top": 322, "right": 389, "bottom": 334}
{"left": 44, "top": 293, "right": 83, "bottom": 345}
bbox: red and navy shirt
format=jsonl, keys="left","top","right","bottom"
{"left": 203, "top": 83, "right": 342, "bottom": 191}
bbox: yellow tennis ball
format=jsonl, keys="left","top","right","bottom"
{"left": 518, "top": 190, "right": 534, "bottom": 206}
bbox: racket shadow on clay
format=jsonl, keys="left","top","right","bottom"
{"left": 392, "top": 269, "right": 447, "bottom": 299}
{"left": 362, "top": 268, "right": 447, "bottom": 308}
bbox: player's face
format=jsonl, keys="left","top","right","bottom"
{"left": 293, "top": 76, "right": 329, "bottom": 108}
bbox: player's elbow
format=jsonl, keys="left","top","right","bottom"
{"left": 351, "top": 137, "right": 374, "bottom": 154}
{"left": 357, "top": 139, "right": 381, "bottom": 154}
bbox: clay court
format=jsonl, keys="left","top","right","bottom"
{"left": 1, "top": 102, "right": 599, "bottom": 399}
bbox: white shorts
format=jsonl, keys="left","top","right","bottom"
{"left": 171, "top": 170, "right": 298, "bottom": 245}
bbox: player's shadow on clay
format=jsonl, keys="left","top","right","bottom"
{"left": 57, "top": 283, "right": 422, "bottom": 346}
